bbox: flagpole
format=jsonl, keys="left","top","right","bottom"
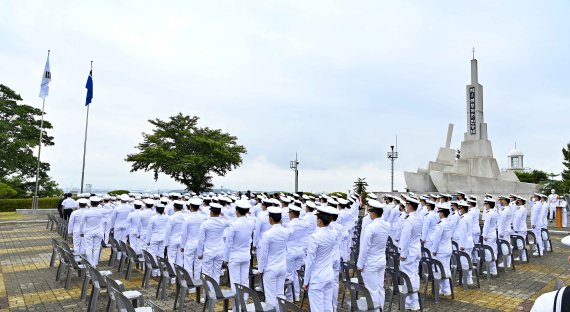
{"left": 80, "top": 61, "right": 92, "bottom": 194}
{"left": 32, "top": 50, "right": 50, "bottom": 210}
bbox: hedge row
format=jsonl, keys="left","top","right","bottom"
{"left": 0, "top": 197, "right": 60, "bottom": 212}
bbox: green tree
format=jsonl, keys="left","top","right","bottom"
{"left": 126, "top": 113, "right": 247, "bottom": 193}
{"left": 0, "top": 84, "right": 57, "bottom": 197}
{"left": 515, "top": 170, "right": 549, "bottom": 184}
{"left": 0, "top": 182, "right": 17, "bottom": 198}
{"left": 562, "top": 142, "right": 570, "bottom": 182}
{"left": 353, "top": 177, "right": 368, "bottom": 195}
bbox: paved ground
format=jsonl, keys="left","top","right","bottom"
{"left": 0, "top": 221, "right": 569, "bottom": 311}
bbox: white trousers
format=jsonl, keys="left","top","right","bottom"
{"left": 102, "top": 218, "right": 111, "bottom": 244}
{"left": 138, "top": 233, "right": 147, "bottom": 253}
{"left": 229, "top": 261, "right": 250, "bottom": 312}
{"left": 563, "top": 209, "right": 568, "bottom": 227}
{"left": 202, "top": 253, "right": 224, "bottom": 284}
{"left": 84, "top": 233, "right": 102, "bottom": 267}
{"left": 460, "top": 248, "right": 474, "bottom": 282}
{"left": 72, "top": 232, "right": 85, "bottom": 255}
{"left": 482, "top": 237, "right": 497, "bottom": 274}
{"left": 332, "top": 259, "right": 340, "bottom": 311}
{"left": 285, "top": 253, "right": 304, "bottom": 301}
{"left": 129, "top": 234, "right": 141, "bottom": 254}
{"left": 532, "top": 227, "right": 544, "bottom": 253}
{"left": 308, "top": 280, "right": 334, "bottom": 312}
{"left": 183, "top": 245, "right": 201, "bottom": 280}
{"left": 433, "top": 253, "right": 451, "bottom": 293}
{"left": 400, "top": 256, "right": 419, "bottom": 307}
{"left": 514, "top": 231, "right": 527, "bottom": 261}
{"left": 263, "top": 268, "right": 286, "bottom": 309}
{"left": 549, "top": 206, "right": 556, "bottom": 220}
{"left": 114, "top": 227, "right": 128, "bottom": 242}
{"left": 167, "top": 242, "right": 183, "bottom": 267}
{"left": 361, "top": 266, "right": 386, "bottom": 311}
{"left": 148, "top": 240, "right": 165, "bottom": 276}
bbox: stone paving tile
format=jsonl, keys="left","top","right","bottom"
{"left": 1, "top": 222, "right": 569, "bottom": 311}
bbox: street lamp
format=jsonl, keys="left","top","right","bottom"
{"left": 387, "top": 142, "right": 398, "bottom": 192}
{"left": 289, "top": 153, "right": 299, "bottom": 193}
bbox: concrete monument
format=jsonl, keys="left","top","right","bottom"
{"left": 405, "top": 56, "right": 538, "bottom": 194}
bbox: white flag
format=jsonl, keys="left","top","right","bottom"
{"left": 39, "top": 53, "right": 51, "bottom": 98}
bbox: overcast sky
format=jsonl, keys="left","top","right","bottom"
{"left": 1, "top": 1, "right": 569, "bottom": 193}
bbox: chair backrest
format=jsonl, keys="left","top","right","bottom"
{"left": 421, "top": 246, "right": 432, "bottom": 259}
{"left": 541, "top": 228, "right": 550, "bottom": 239}
{"left": 109, "top": 236, "right": 120, "bottom": 251}
{"left": 497, "top": 239, "right": 512, "bottom": 256}
{"left": 125, "top": 244, "right": 138, "bottom": 259}
{"left": 60, "top": 241, "right": 73, "bottom": 254}
{"left": 147, "top": 300, "right": 165, "bottom": 312}
{"left": 296, "top": 269, "right": 304, "bottom": 288}
{"left": 526, "top": 231, "right": 537, "bottom": 244}
{"left": 105, "top": 276, "right": 125, "bottom": 296}
{"left": 387, "top": 251, "right": 400, "bottom": 270}
{"left": 56, "top": 246, "right": 68, "bottom": 263}
{"left": 142, "top": 249, "right": 159, "bottom": 268}
{"left": 113, "top": 287, "right": 137, "bottom": 312}
{"left": 235, "top": 283, "right": 264, "bottom": 312}
{"left": 396, "top": 269, "right": 415, "bottom": 294}
{"left": 346, "top": 281, "right": 374, "bottom": 311}
{"left": 174, "top": 264, "right": 197, "bottom": 288}
{"left": 89, "top": 267, "right": 107, "bottom": 288}
{"left": 452, "top": 241, "right": 459, "bottom": 251}
{"left": 201, "top": 273, "right": 224, "bottom": 299}
{"left": 510, "top": 235, "right": 525, "bottom": 247}
{"left": 119, "top": 240, "right": 128, "bottom": 253}
{"left": 157, "top": 256, "right": 175, "bottom": 277}
{"left": 428, "top": 257, "right": 450, "bottom": 279}
{"left": 454, "top": 250, "right": 473, "bottom": 270}
{"left": 277, "top": 297, "right": 303, "bottom": 312}
{"left": 341, "top": 261, "right": 363, "bottom": 284}
{"left": 51, "top": 238, "right": 60, "bottom": 249}
{"left": 478, "top": 244, "right": 496, "bottom": 261}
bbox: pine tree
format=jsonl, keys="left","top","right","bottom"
{"left": 562, "top": 142, "right": 570, "bottom": 182}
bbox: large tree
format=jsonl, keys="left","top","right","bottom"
{"left": 126, "top": 113, "right": 247, "bottom": 193}
{"left": 0, "top": 84, "right": 60, "bottom": 197}
{"left": 562, "top": 142, "right": 570, "bottom": 182}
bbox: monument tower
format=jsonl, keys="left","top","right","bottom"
{"left": 404, "top": 55, "right": 537, "bottom": 194}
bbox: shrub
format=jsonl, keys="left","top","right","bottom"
{"left": 0, "top": 182, "right": 17, "bottom": 199}
{"left": 0, "top": 197, "right": 60, "bottom": 212}
{"left": 108, "top": 190, "right": 130, "bottom": 196}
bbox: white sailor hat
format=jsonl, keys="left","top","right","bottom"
{"left": 450, "top": 201, "right": 459, "bottom": 206}
{"left": 467, "top": 199, "right": 477, "bottom": 204}
{"left": 78, "top": 198, "right": 89, "bottom": 205}
{"left": 289, "top": 205, "right": 302, "bottom": 212}
{"left": 102, "top": 195, "right": 111, "bottom": 200}
{"left": 218, "top": 196, "right": 230, "bottom": 203}
{"left": 111, "top": 196, "right": 117, "bottom": 201}
{"left": 430, "top": 194, "right": 441, "bottom": 199}
{"left": 306, "top": 201, "right": 317, "bottom": 209}
{"left": 327, "top": 198, "right": 339, "bottom": 206}
{"left": 134, "top": 200, "right": 143, "bottom": 206}
{"left": 367, "top": 193, "right": 378, "bottom": 200}
{"left": 541, "top": 193, "right": 548, "bottom": 198}
{"left": 516, "top": 196, "right": 527, "bottom": 203}
{"left": 173, "top": 200, "right": 185, "bottom": 206}
{"left": 135, "top": 195, "right": 142, "bottom": 200}
{"left": 271, "top": 198, "right": 281, "bottom": 206}
{"left": 189, "top": 198, "right": 202, "bottom": 206}
{"left": 337, "top": 198, "right": 349, "bottom": 205}
{"left": 120, "top": 194, "right": 130, "bottom": 201}
{"left": 280, "top": 196, "right": 292, "bottom": 203}
{"left": 367, "top": 199, "right": 383, "bottom": 209}
{"left": 235, "top": 200, "right": 252, "bottom": 210}
{"left": 302, "top": 194, "right": 310, "bottom": 200}
{"left": 229, "top": 195, "right": 238, "bottom": 201}
{"left": 210, "top": 203, "right": 223, "bottom": 210}
{"left": 458, "top": 201, "right": 470, "bottom": 208}
{"left": 143, "top": 198, "right": 155, "bottom": 205}
{"left": 267, "top": 206, "right": 283, "bottom": 214}
{"left": 156, "top": 203, "right": 165, "bottom": 208}
{"left": 293, "top": 193, "right": 300, "bottom": 198}
{"left": 90, "top": 196, "right": 102, "bottom": 203}
{"left": 160, "top": 197, "right": 169, "bottom": 203}
{"left": 436, "top": 204, "right": 451, "bottom": 211}
{"left": 426, "top": 200, "right": 436, "bottom": 206}
{"left": 261, "top": 198, "right": 273, "bottom": 205}
{"left": 405, "top": 197, "right": 420, "bottom": 205}
{"left": 457, "top": 191, "right": 466, "bottom": 196}
{"left": 484, "top": 197, "right": 495, "bottom": 204}
{"left": 317, "top": 205, "right": 339, "bottom": 215}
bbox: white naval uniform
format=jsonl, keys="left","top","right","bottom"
{"left": 181, "top": 211, "right": 207, "bottom": 280}
{"left": 457, "top": 213, "right": 475, "bottom": 281}
{"left": 101, "top": 203, "right": 114, "bottom": 244}
{"left": 165, "top": 211, "right": 186, "bottom": 267}
{"left": 497, "top": 206, "right": 512, "bottom": 268}
{"left": 468, "top": 206, "right": 481, "bottom": 261}
{"left": 301, "top": 211, "right": 317, "bottom": 236}
{"left": 197, "top": 217, "right": 229, "bottom": 284}
{"left": 513, "top": 205, "right": 528, "bottom": 261}
{"left": 258, "top": 224, "right": 290, "bottom": 309}
{"left": 482, "top": 207, "right": 498, "bottom": 274}
{"left": 68, "top": 208, "right": 86, "bottom": 255}
{"left": 304, "top": 226, "right": 337, "bottom": 312}
{"left": 531, "top": 201, "right": 544, "bottom": 254}
{"left": 431, "top": 217, "right": 453, "bottom": 294}
{"left": 285, "top": 217, "right": 309, "bottom": 301}
{"left": 146, "top": 213, "right": 169, "bottom": 275}
{"left": 139, "top": 208, "right": 154, "bottom": 252}
{"left": 80, "top": 206, "right": 104, "bottom": 267}
{"left": 126, "top": 209, "right": 142, "bottom": 254}
{"left": 548, "top": 194, "right": 559, "bottom": 221}
{"left": 329, "top": 220, "right": 343, "bottom": 311}
{"left": 421, "top": 210, "right": 438, "bottom": 250}
{"left": 223, "top": 216, "right": 255, "bottom": 312}
{"left": 398, "top": 211, "right": 422, "bottom": 309}
{"left": 111, "top": 203, "right": 134, "bottom": 242}
{"left": 357, "top": 218, "right": 390, "bottom": 311}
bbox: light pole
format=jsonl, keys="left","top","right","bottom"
{"left": 387, "top": 142, "right": 398, "bottom": 192}
{"left": 289, "top": 153, "right": 299, "bottom": 193}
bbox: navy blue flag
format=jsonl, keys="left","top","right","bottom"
{"left": 85, "top": 70, "right": 93, "bottom": 106}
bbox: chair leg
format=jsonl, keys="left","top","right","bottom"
{"left": 398, "top": 294, "right": 405, "bottom": 312}
{"left": 65, "top": 267, "right": 73, "bottom": 289}
{"left": 449, "top": 278, "right": 454, "bottom": 299}
{"left": 202, "top": 297, "right": 208, "bottom": 312}
{"left": 196, "top": 286, "right": 202, "bottom": 303}
{"left": 161, "top": 277, "right": 167, "bottom": 300}
{"left": 433, "top": 279, "right": 440, "bottom": 303}
{"left": 81, "top": 274, "right": 90, "bottom": 300}
{"left": 143, "top": 266, "right": 151, "bottom": 289}
{"left": 125, "top": 261, "right": 133, "bottom": 280}
{"left": 156, "top": 276, "right": 163, "bottom": 299}
{"left": 223, "top": 298, "right": 229, "bottom": 312}
{"left": 422, "top": 278, "right": 428, "bottom": 302}
{"left": 88, "top": 286, "right": 100, "bottom": 312}
{"left": 106, "top": 296, "right": 114, "bottom": 312}
{"left": 461, "top": 270, "right": 468, "bottom": 290}
{"left": 50, "top": 250, "right": 57, "bottom": 267}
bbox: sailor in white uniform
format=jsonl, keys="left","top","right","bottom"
{"left": 303, "top": 205, "right": 338, "bottom": 312}
{"left": 258, "top": 206, "right": 291, "bottom": 309}
{"left": 166, "top": 200, "right": 186, "bottom": 267}
{"left": 126, "top": 200, "right": 143, "bottom": 254}
{"left": 548, "top": 189, "right": 559, "bottom": 223}
{"left": 80, "top": 196, "right": 104, "bottom": 267}
{"left": 181, "top": 197, "right": 207, "bottom": 280}
{"left": 146, "top": 204, "right": 169, "bottom": 275}
{"left": 497, "top": 197, "right": 512, "bottom": 269}
{"left": 68, "top": 198, "right": 87, "bottom": 255}
{"left": 224, "top": 199, "right": 256, "bottom": 312}
{"left": 139, "top": 199, "right": 155, "bottom": 252}
{"left": 431, "top": 203, "right": 453, "bottom": 295}
{"left": 513, "top": 197, "right": 528, "bottom": 262}
{"left": 457, "top": 202, "right": 475, "bottom": 283}
{"left": 111, "top": 194, "right": 134, "bottom": 243}
{"left": 482, "top": 198, "right": 498, "bottom": 275}
{"left": 101, "top": 195, "right": 114, "bottom": 246}
{"left": 421, "top": 200, "right": 438, "bottom": 251}
{"left": 197, "top": 202, "right": 229, "bottom": 284}
{"left": 285, "top": 204, "right": 308, "bottom": 302}
{"left": 357, "top": 199, "right": 390, "bottom": 311}
{"left": 531, "top": 194, "right": 544, "bottom": 256}
{"left": 398, "top": 197, "right": 423, "bottom": 311}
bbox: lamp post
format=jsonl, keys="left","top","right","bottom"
{"left": 387, "top": 144, "right": 398, "bottom": 192}
{"left": 289, "top": 153, "right": 299, "bottom": 193}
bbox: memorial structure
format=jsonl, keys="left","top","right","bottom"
{"left": 404, "top": 56, "right": 538, "bottom": 194}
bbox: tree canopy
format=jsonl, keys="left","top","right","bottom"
{"left": 0, "top": 84, "right": 61, "bottom": 198}
{"left": 125, "top": 113, "right": 247, "bottom": 193}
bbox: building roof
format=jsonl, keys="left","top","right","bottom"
{"left": 508, "top": 148, "right": 524, "bottom": 157}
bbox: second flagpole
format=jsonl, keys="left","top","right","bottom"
{"left": 80, "top": 61, "right": 92, "bottom": 194}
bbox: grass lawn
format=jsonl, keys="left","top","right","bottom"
{"left": 0, "top": 212, "right": 32, "bottom": 221}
